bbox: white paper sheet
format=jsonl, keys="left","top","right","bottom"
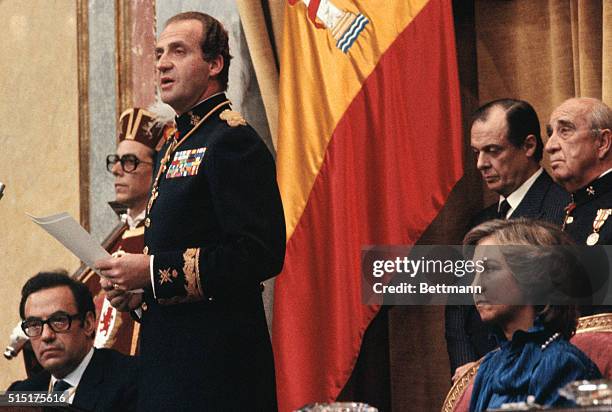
{"left": 28, "top": 212, "right": 144, "bottom": 293}
{"left": 27, "top": 212, "right": 110, "bottom": 272}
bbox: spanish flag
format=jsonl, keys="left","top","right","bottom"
{"left": 273, "top": 0, "right": 463, "bottom": 410}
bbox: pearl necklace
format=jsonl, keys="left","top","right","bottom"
{"left": 540, "top": 332, "right": 560, "bottom": 350}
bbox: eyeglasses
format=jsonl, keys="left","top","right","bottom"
{"left": 106, "top": 154, "right": 153, "bottom": 173}
{"left": 21, "top": 312, "right": 83, "bottom": 337}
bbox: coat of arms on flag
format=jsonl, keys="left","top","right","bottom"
{"left": 288, "top": 0, "right": 369, "bottom": 53}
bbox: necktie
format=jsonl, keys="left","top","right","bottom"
{"left": 497, "top": 200, "right": 511, "bottom": 219}
{"left": 52, "top": 379, "right": 71, "bottom": 393}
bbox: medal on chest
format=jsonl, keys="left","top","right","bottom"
{"left": 562, "top": 201, "right": 576, "bottom": 231}
{"left": 586, "top": 208, "right": 612, "bottom": 246}
{"left": 145, "top": 101, "right": 230, "bottom": 218}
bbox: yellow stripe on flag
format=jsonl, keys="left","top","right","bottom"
{"left": 277, "top": 0, "right": 429, "bottom": 239}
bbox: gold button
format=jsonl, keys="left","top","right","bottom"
{"left": 141, "top": 302, "right": 148, "bottom": 312}
{"left": 143, "top": 246, "right": 149, "bottom": 255}
{"left": 566, "top": 216, "right": 574, "bottom": 224}
{"left": 145, "top": 217, "right": 151, "bottom": 228}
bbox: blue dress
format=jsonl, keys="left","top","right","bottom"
{"left": 469, "top": 319, "right": 601, "bottom": 411}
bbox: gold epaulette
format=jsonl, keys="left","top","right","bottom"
{"left": 219, "top": 109, "right": 247, "bottom": 127}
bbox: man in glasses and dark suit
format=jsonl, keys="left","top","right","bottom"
{"left": 7, "top": 271, "right": 137, "bottom": 412}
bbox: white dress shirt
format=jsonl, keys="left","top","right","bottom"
{"left": 49, "top": 347, "right": 95, "bottom": 404}
{"left": 498, "top": 167, "right": 543, "bottom": 219}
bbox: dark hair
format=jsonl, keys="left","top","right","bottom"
{"left": 19, "top": 270, "right": 96, "bottom": 322}
{"left": 463, "top": 218, "right": 581, "bottom": 338}
{"left": 165, "top": 12, "right": 232, "bottom": 90}
{"left": 472, "top": 98, "right": 543, "bottom": 162}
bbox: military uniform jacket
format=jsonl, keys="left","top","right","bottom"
{"left": 562, "top": 173, "right": 612, "bottom": 314}
{"left": 140, "top": 94, "right": 286, "bottom": 411}
{"left": 564, "top": 171, "right": 612, "bottom": 246}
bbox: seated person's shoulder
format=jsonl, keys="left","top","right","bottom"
{"left": 538, "top": 339, "right": 601, "bottom": 377}
{"left": 7, "top": 370, "right": 50, "bottom": 391}
{"left": 7, "top": 379, "right": 27, "bottom": 391}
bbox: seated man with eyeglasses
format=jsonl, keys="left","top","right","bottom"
{"left": 7, "top": 271, "right": 137, "bottom": 411}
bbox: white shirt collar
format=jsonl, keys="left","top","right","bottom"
{"left": 499, "top": 167, "right": 543, "bottom": 218}
{"left": 50, "top": 347, "right": 94, "bottom": 403}
{"left": 123, "top": 209, "right": 146, "bottom": 229}
{"left": 598, "top": 168, "right": 612, "bottom": 178}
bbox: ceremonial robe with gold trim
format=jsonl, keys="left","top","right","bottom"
{"left": 85, "top": 222, "right": 144, "bottom": 355}
{"left": 140, "top": 93, "right": 285, "bottom": 411}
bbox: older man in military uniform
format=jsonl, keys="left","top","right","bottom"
{"left": 95, "top": 11, "right": 285, "bottom": 412}
{"left": 545, "top": 97, "right": 612, "bottom": 245}
{"left": 545, "top": 97, "right": 612, "bottom": 315}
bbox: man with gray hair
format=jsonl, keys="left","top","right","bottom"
{"left": 546, "top": 97, "right": 612, "bottom": 245}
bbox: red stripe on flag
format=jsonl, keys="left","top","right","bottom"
{"left": 273, "top": 0, "right": 463, "bottom": 410}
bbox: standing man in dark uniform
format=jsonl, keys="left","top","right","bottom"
{"left": 546, "top": 97, "right": 612, "bottom": 245}
{"left": 445, "top": 99, "right": 570, "bottom": 379}
{"left": 95, "top": 11, "right": 286, "bottom": 412}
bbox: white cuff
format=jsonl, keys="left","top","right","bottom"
{"left": 149, "top": 255, "right": 156, "bottom": 298}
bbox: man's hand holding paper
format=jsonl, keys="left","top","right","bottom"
{"left": 95, "top": 252, "right": 150, "bottom": 299}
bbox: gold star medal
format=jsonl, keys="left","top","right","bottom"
{"left": 586, "top": 209, "right": 612, "bottom": 245}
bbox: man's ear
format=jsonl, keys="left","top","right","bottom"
{"left": 207, "top": 55, "right": 224, "bottom": 78}
{"left": 597, "top": 128, "right": 612, "bottom": 160}
{"left": 523, "top": 134, "right": 537, "bottom": 158}
{"left": 83, "top": 311, "right": 96, "bottom": 339}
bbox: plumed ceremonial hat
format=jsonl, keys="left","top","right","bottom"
{"left": 118, "top": 105, "right": 176, "bottom": 151}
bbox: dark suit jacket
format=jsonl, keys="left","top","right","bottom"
{"left": 8, "top": 348, "right": 137, "bottom": 412}
{"left": 470, "top": 170, "right": 570, "bottom": 227}
{"left": 445, "top": 171, "right": 570, "bottom": 373}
